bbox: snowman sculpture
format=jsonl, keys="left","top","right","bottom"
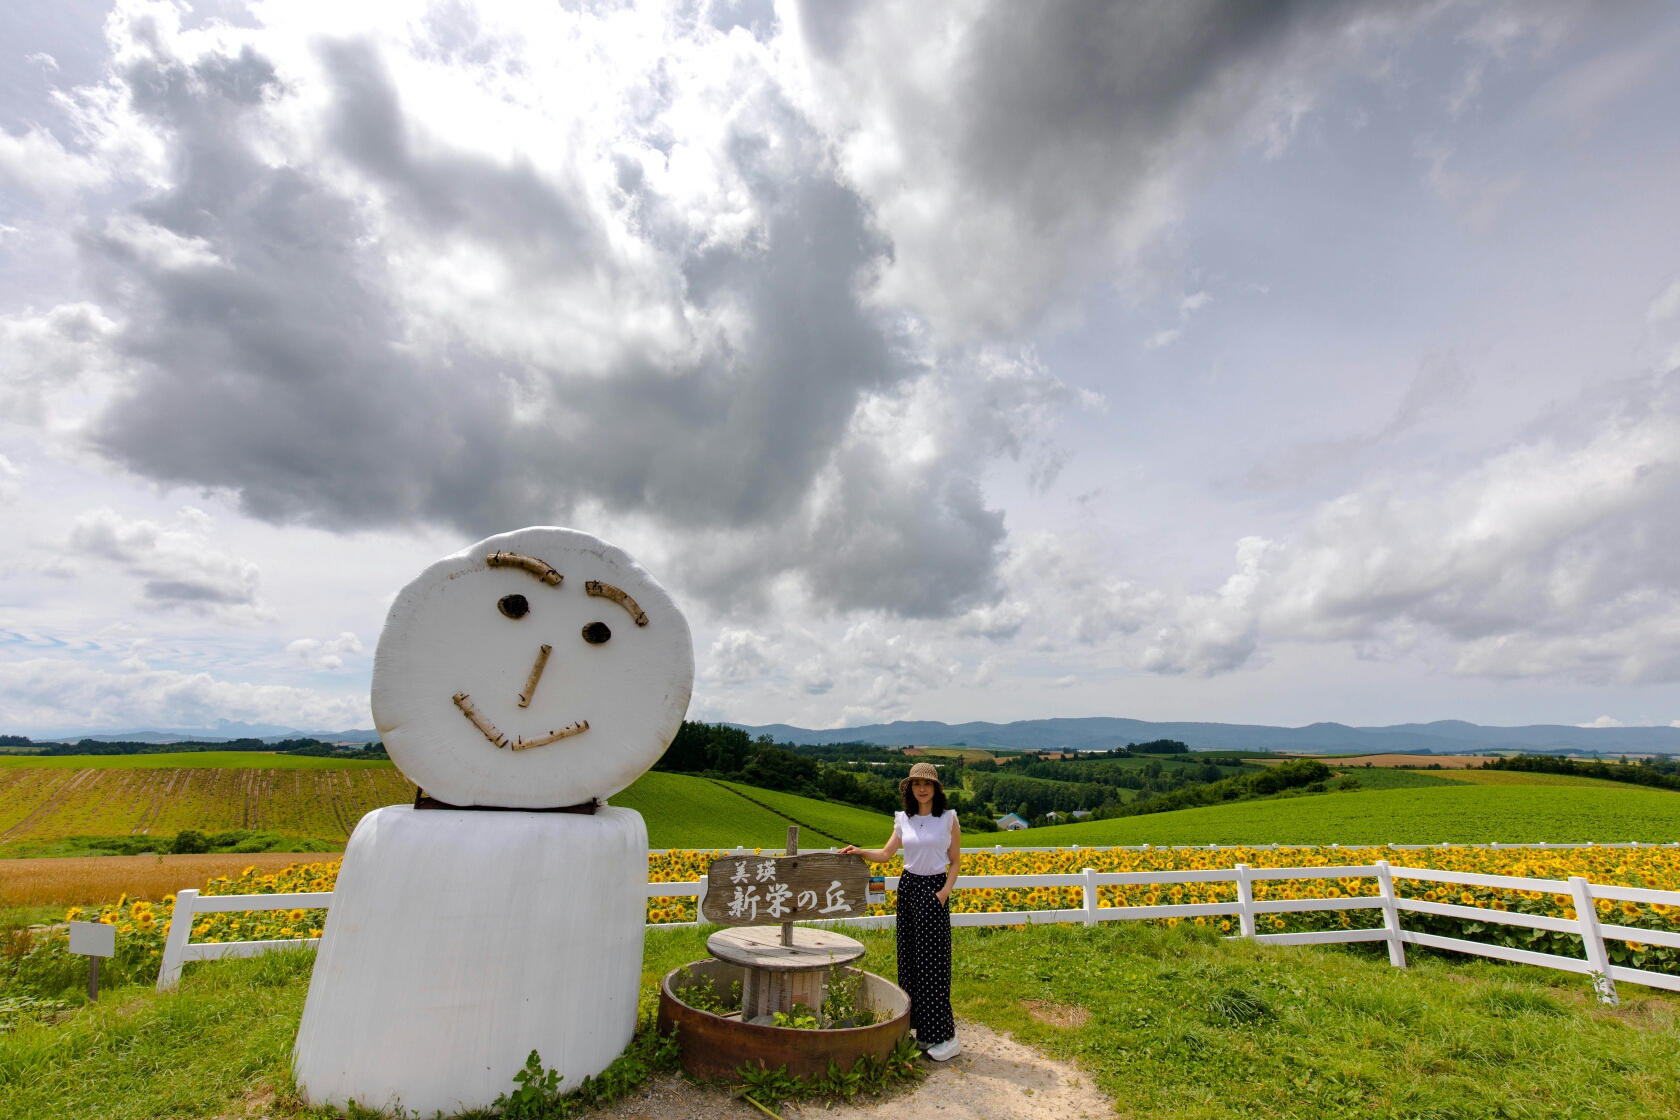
{"left": 293, "top": 527, "right": 692, "bottom": 1115}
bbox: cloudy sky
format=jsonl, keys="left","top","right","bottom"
{"left": 3, "top": 0, "right": 1680, "bottom": 735}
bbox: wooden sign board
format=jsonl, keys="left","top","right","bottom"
{"left": 69, "top": 920, "right": 116, "bottom": 958}
{"left": 700, "top": 852, "right": 870, "bottom": 927}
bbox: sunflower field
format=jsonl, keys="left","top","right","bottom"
{"left": 8, "top": 845, "right": 1678, "bottom": 1001}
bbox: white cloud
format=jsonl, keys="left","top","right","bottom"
{"left": 286, "top": 632, "right": 364, "bottom": 671}
{"left": 703, "top": 629, "right": 777, "bottom": 686}
{"left": 1578, "top": 715, "right": 1623, "bottom": 728}
{"left": 1125, "top": 375, "right": 1680, "bottom": 682}
{"left": 0, "top": 657, "right": 367, "bottom": 732}
{"left": 1650, "top": 276, "right": 1680, "bottom": 323}
{"left": 0, "top": 126, "right": 110, "bottom": 197}
{"left": 0, "top": 455, "right": 21, "bottom": 503}
{"left": 97, "top": 213, "right": 225, "bottom": 271}
{"left": 0, "top": 303, "right": 123, "bottom": 426}
{"left": 68, "top": 507, "right": 266, "bottom": 616}
{"left": 1419, "top": 141, "right": 1523, "bottom": 230}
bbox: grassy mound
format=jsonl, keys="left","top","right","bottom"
{"left": 1016, "top": 785, "right": 1680, "bottom": 847}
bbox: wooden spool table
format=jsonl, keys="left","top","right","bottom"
{"left": 706, "top": 925, "right": 866, "bottom": 1025}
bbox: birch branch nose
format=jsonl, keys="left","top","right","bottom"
{"left": 518, "top": 644, "right": 553, "bottom": 708}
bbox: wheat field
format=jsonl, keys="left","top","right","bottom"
{"left": 0, "top": 852, "right": 338, "bottom": 907}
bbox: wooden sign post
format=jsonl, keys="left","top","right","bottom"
{"left": 69, "top": 920, "right": 116, "bottom": 1001}
{"left": 782, "top": 825, "right": 797, "bottom": 947}
{"left": 700, "top": 828, "right": 872, "bottom": 1023}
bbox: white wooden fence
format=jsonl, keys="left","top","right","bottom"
{"left": 155, "top": 854, "right": 1680, "bottom": 1006}
{"left": 156, "top": 888, "right": 332, "bottom": 990}
{"left": 646, "top": 858, "right": 1680, "bottom": 1006}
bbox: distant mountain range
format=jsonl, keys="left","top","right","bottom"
{"left": 20, "top": 721, "right": 383, "bottom": 745}
{"left": 726, "top": 717, "right": 1680, "bottom": 756}
{"left": 15, "top": 715, "right": 1679, "bottom": 756}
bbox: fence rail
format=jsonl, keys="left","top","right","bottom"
{"left": 154, "top": 856, "right": 1680, "bottom": 1006}
{"left": 156, "top": 888, "right": 331, "bottom": 991}
{"left": 646, "top": 859, "right": 1680, "bottom": 1005}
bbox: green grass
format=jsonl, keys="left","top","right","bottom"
{"left": 715, "top": 781, "right": 894, "bottom": 847}
{"left": 609, "top": 772, "right": 848, "bottom": 848}
{"left": 949, "top": 921, "right": 1678, "bottom": 1118}
{"left": 0, "top": 753, "right": 394, "bottom": 770}
{"left": 1016, "top": 786, "right": 1680, "bottom": 846}
{"left": 0, "top": 948, "right": 318, "bottom": 1120}
{"left": 4, "top": 923, "right": 1671, "bottom": 1119}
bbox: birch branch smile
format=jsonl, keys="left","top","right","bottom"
{"left": 453, "top": 691, "right": 588, "bottom": 751}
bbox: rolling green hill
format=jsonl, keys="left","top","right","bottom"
{"left": 715, "top": 781, "right": 894, "bottom": 847}
{"left": 607, "top": 772, "right": 860, "bottom": 848}
{"left": 1013, "top": 786, "right": 1680, "bottom": 847}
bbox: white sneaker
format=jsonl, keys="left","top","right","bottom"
{"left": 926, "top": 1037, "right": 961, "bottom": 1062}
{"left": 915, "top": 1037, "right": 933, "bottom": 1050}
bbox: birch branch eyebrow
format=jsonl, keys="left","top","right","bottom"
{"left": 585, "top": 580, "right": 648, "bottom": 626}
{"left": 452, "top": 692, "right": 509, "bottom": 749}
{"left": 485, "top": 551, "right": 563, "bottom": 586}
{"left": 518, "top": 644, "right": 552, "bottom": 708}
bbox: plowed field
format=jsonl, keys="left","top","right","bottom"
{"left": 0, "top": 766, "right": 416, "bottom": 846}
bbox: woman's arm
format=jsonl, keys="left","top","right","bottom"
{"left": 840, "top": 829, "right": 902, "bottom": 864}
{"left": 936, "top": 815, "right": 962, "bottom": 904}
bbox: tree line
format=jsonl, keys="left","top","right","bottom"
{"left": 1484, "top": 754, "right": 1680, "bottom": 792}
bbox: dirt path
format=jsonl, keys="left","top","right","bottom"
{"left": 599, "top": 1021, "right": 1113, "bottom": 1120}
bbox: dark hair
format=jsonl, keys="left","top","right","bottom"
{"left": 902, "top": 780, "right": 947, "bottom": 817}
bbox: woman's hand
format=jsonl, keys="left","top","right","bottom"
{"left": 935, "top": 886, "right": 951, "bottom": 905}
{"left": 839, "top": 845, "right": 860, "bottom": 855}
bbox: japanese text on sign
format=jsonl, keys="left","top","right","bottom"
{"left": 700, "top": 852, "right": 870, "bottom": 927}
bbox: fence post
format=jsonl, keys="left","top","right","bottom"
{"left": 1234, "top": 864, "right": 1256, "bottom": 938}
{"left": 695, "top": 875, "right": 708, "bottom": 924}
{"left": 1569, "top": 876, "right": 1618, "bottom": 1005}
{"left": 1082, "top": 868, "right": 1097, "bottom": 927}
{"left": 157, "top": 888, "right": 197, "bottom": 992}
{"left": 1374, "top": 860, "right": 1406, "bottom": 968}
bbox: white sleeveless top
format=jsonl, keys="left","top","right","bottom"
{"left": 895, "top": 810, "right": 954, "bottom": 876}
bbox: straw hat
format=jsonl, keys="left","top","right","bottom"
{"left": 898, "top": 761, "right": 945, "bottom": 793}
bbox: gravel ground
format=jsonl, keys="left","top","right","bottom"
{"left": 597, "top": 1021, "right": 1113, "bottom": 1120}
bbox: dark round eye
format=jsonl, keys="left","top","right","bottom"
{"left": 581, "top": 621, "right": 611, "bottom": 644}
{"left": 498, "top": 594, "right": 529, "bottom": 619}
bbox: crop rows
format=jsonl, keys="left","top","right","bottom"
{"left": 0, "top": 767, "right": 416, "bottom": 844}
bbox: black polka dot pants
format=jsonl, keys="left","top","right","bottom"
{"left": 896, "top": 871, "right": 955, "bottom": 1045}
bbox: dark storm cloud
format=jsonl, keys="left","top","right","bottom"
{"left": 76, "top": 24, "right": 1008, "bottom": 615}
{"left": 63, "top": 3, "right": 1421, "bottom": 619}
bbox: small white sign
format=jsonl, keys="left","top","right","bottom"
{"left": 69, "top": 921, "right": 116, "bottom": 958}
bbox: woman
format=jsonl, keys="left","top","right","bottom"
{"left": 841, "top": 761, "right": 962, "bottom": 1060}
